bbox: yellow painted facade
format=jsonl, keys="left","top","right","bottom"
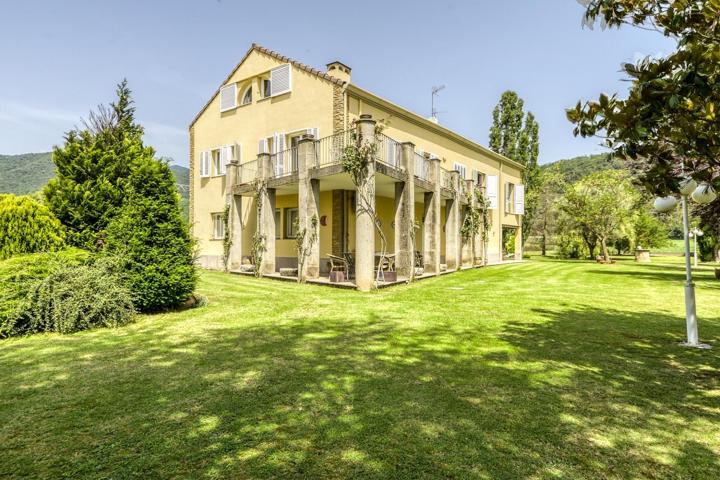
{"left": 190, "top": 44, "right": 524, "bottom": 271}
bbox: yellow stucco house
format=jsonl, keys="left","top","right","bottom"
{"left": 190, "top": 44, "right": 524, "bottom": 291}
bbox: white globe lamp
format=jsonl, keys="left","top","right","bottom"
{"left": 691, "top": 184, "right": 717, "bottom": 204}
{"left": 678, "top": 177, "right": 698, "bottom": 196}
{"left": 653, "top": 196, "right": 678, "bottom": 213}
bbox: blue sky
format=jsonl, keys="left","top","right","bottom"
{"left": 0, "top": 0, "right": 675, "bottom": 166}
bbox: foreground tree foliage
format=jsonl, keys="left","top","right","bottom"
{"left": 105, "top": 159, "right": 196, "bottom": 312}
{"left": 568, "top": 0, "right": 720, "bottom": 193}
{"left": 0, "top": 249, "right": 88, "bottom": 337}
{"left": 558, "top": 170, "right": 638, "bottom": 261}
{"left": 489, "top": 91, "right": 541, "bottom": 244}
{"left": 0, "top": 194, "right": 65, "bottom": 259}
{"left": 44, "top": 80, "right": 152, "bottom": 249}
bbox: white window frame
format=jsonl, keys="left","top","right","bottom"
{"left": 199, "top": 151, "right": 211, "bottom": 178}
{"left": 453, "top": 162, "right": 467, "bottom": 180}
{"left": 285, "top": 207, "right": 299, "bottom": 238}
{"left": 505, "top": 182, "right": 515, "bottom": 214}
{"left": 219, "top": 84, "right": 237, "bottom": 112}
{"left": 212, "top": 213, "right": 225, "bottom": 240}
{"left": 241, "top": 85, "right": 252, "bottom": 106}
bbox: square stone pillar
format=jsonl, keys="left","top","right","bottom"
{"left": 298, "top": 134, "right": 320, "bottom": 279}
{"left": 225, "top": 160, "right": 243, "bottom": 270}
{"left": 394, "top": 142, "right": 416, "bottom": 278}
{"left": 423, "top": 155, "right": 441, "bottom": 274}
{"left": 445, "top": 171, "right": 461, "bottom": 271}
{"left": 257, "top": 153, "right": 276, "bottom": 275}
{"left": 355, "top": 114, "right": 376, "bottom": 291}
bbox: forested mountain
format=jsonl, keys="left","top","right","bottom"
{"left": 541, "top": 153, "right": 625, "bottom": 183}
{"left": 0, "top": 153, "right": 190, "bottom": 218}
{"left": 0, "top": 153, "right": 55, "bottom": 195}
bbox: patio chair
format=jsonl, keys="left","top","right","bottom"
{"left": 343, "top": 252, "right": 356, "bottom": 279}
{"left": 327, "top": 254, "right": 348, "bottom": 275}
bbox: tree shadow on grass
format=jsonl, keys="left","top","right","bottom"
{"left": 1, "top": 304, "right": 720, "bottom": 478}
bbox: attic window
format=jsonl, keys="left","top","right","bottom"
{"left": 220, "top": 84, "right": 237, "bottom": 112}
{"left": 270, "top": 64, "right": 291, "bottom": 96}
{"left": 241, "top": 86, "right": 252, "bottom": 105}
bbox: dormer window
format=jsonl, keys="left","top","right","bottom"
{"left": 241, "top": 86, "right": 252, "bottom": 105}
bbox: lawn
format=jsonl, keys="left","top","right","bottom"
{"left": 1, "top": 257, "right": 719, "bottom": 479}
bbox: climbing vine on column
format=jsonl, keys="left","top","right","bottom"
{"left": 221, "top": 203, "right": 231, "bottom": 272}
{"left": 251, "top": 179, "right": 268, "bottom": 277}
{"left": 294, "top": 214, "right": 318, "bottom": 284}
{"left": 341, "top": 123, "right": 388, "bottom": 286}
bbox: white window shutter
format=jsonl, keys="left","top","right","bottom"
{"left": 270, "top": 64, "right": 291, "bottom": 96}
{"left": 307, "top": 127, "right": 319, "bottom": 140}
{"left": 258, "top": 138, "right": 268, "bottom": 154}
{"left": 515, "top": 184, "right": 525, "bottom": 215}
{"left": 220, "top": 84, "right": 237, "bottom": 111}
{"left": 219, "top": 146, "right": 228, "bottom": 175}
{"left": 274, "top": 133, "right": 285, "bottom": 175}
{"left": 234, "top": 142, "right": 241, "bottom": 162}
{"left": 199, "top": 151, "right": 210, "bottom": 178}
{"left": 486, "top": 175, "right": 498, "bottom": 209}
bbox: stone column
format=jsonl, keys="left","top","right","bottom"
{"left": 423, "top": 154, "right": 441, "bottom": 274}
{"left": 298, "top": 134, "right": 320, "bottom": 278}
{"left": 354, "top": 114, "right": 376, "bottom": 291}
{"left": 445, "top": 171, "right": 461, "bottom": 271}
{"left": 257, "top": 153, "right": 276, "bottom": 275}
{"left": 394, "top": 142, "right": 416, "bottom": 279}
{"left": 225, "top": 160, "right": 243, "bottom": 270}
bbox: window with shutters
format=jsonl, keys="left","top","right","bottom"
{"left": 212, "top": 148, "right": 228, "bottom": 176}
{"left": 453, "top": 162, "right": 467, "bottom": 179}
{"left": 220, "top": 84, "right": 237, "bottom": 112}
{"left": 270, "top": 64, "right": 291, "bottom": 96}
{"left": 212, "top": 213, "right": 225, "bottom": 240}
{"left": 505, "top": 183, "right": 515, "bottom": 214}
{"left": 199, "top": 151, "right": 211, "bottom": 178}
{"left": 473, "top": 170, "right": 486, "bottom": 188}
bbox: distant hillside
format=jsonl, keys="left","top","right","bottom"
{"left": 0, "top": 152, "right": 55, "bottom": 195}
{"left": 542, "top": 153, "right": 625, "bottom": 183}
{"left": 0, "top": 153, "right": 190, "bottom": 219}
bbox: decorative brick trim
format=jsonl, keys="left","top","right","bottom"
{"left": 333, "top": 85, "right": 344, "bottom": 134}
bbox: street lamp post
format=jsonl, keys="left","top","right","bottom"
{"left": 654, "top": 179, "right": 716, "bottom": 349}
{"left": 689, "top": 228, "right": 703, "bottom": 268}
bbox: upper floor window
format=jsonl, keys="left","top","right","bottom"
{"left": 220, "top": 84, "right": 237, "bottom": 112}
{"left": 241, "top": 86, "right": 252, "bottom": 105}
{"left": 261, "top": 64, "right": 292, "bottom": 99}
{"left": 505, "top": 182, "right": 515, "bottom": 214}
{"left": 453, "top": 162, "right": 467, "bottom": 179}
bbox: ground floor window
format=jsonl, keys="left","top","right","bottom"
{"left": 275, "top": 209, "right": 281, "bottom": 239}
{"left": 285, "top": 207, "right": 299, "bottom": 238}
{"left": 502, "top": 226, "right": 518, "bottom": 260}
{"left": 212, "top": 213, "right": 225, "bottom": 240}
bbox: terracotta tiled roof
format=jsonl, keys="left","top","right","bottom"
{"left": 190, "top": 43, "right": 345, "bottom": 127}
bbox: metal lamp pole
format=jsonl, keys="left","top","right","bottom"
{"left": 655, "top": 179, "right": 715, "bottom": 349}
{"left": 680, "top": 194, "right": 700, "bottom": 347}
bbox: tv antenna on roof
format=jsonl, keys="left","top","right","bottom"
{"left": 431, "top": 85, "right": 445, "bottom": 122}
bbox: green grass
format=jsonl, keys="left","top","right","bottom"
{"left": 1, "top": 257, "right": 719, "bottom": 479}
{"left": 653, "top": 239, "right": 687, "bottom": 254}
